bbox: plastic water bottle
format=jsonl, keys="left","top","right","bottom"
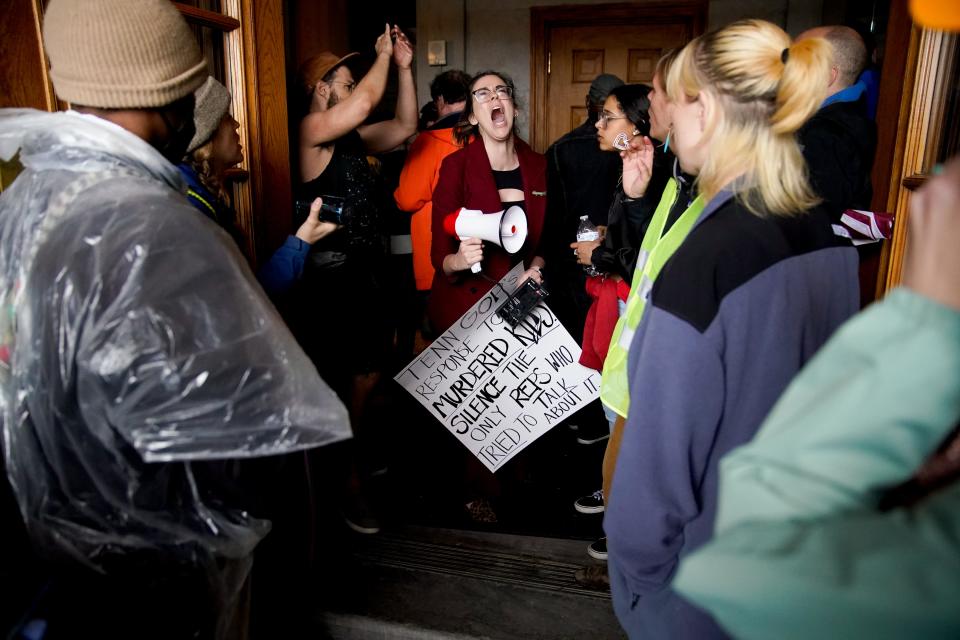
{"left": 576, "top": 215, "right": 601, "bottom": 276}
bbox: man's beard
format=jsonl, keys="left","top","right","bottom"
{"left": 327, "top": 92, "right": 340, "bottom": 109}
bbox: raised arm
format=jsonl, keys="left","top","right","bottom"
{"left": 300, "top": 25, "right": 393, "bottom": 147}
{"left": 358, "top": 27, "right": 418, "bottom": 154}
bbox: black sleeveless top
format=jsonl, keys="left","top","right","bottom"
{"left": 492, "top": 167, "right": 524, "bottom": 210}
{"left": 300, "top": 129, "right": 387, "bottom": 255}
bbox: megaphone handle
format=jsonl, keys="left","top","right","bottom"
{"left": 460, "top": 233, "right": 482, "bottom": 273}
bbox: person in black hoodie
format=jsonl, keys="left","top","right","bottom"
{"left": 796, "top": 25, "right": 877, "bottom": 222}
{"left": 542, "top": 73, "right": 624, "bottom": 344}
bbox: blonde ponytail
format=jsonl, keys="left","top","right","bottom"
{"left": 772, "top": 37, "right": 832, "bottom": 135}
{"left": 666, "top": 19, "right": 832, "bottom": 217}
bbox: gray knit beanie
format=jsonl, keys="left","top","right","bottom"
{"left": 186, "top": 77, "right": 231, "bottom": 153}
{"left": 43, "top": 0, "right": 208, "bottom": 109}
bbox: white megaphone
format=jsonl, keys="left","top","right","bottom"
{"left": 443, "top": 206, "right": 528, "bottom": 273}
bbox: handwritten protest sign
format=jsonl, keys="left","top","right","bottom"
{"left": 395, "top": 263, "right": 601, "bottom": 472}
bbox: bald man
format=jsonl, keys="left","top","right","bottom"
{"left": 796, "top": 25, "right": 877, "bottom": 223}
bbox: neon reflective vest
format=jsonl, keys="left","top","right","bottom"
{"left": 599, "top": 178, "right": 705, "bottom": 418}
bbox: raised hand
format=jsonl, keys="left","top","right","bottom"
{"left": 621, "top": 135, "right": 655, "bottom": 199}
{"left": 375, "top": 23, "right": 393, "bottom": 59}
{"left": 391, "top": 26, "right": 414, "bottom": 69}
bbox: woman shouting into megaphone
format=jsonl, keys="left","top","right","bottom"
{"left": 428, "top": 70, "right": 547, "bottom": 336}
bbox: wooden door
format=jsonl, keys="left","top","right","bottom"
{"left": 0, "top": 1, "right": 292, "bottom": 268}
{"left": 531, "top": 2, "right": 707, "bottom": 152}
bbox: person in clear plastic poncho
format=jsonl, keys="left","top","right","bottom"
{"left": 0, "top": 0, "right": 350, "bottom": 637}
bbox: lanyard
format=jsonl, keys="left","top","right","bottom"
{"left": 187, "top": 188, "right": 219, "bottom": 222}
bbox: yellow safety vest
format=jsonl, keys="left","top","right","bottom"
{"left": 599, "top": 178, "right": 705, "bottom": 417}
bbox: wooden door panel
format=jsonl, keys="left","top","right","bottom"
{"left": 547, "top": 22, "right": 689, "bottom": 145}
{"left": 532, "top": 4, "right": 706, "bottom": 151}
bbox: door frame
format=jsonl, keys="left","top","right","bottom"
{"left": 529, "top": 1, "right": 707, "bottom": 152}
{"left": 1, "top": 1, "right": 292, "bottom": 269}
{"left": 870, "top": 0, "right": 958, "bottom": 299}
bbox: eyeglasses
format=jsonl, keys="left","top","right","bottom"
{"left": 472, "top": 85, "right": 514, "bottom": 103}
{"left": 597, "top": 110, "right": 628, "bottom": 126}
{"left": 328, "top": 80, "right": 356, "bottom": 93}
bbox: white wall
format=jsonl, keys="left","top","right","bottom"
{"left": 415, "top": 0, "right": 467, "bottom": 106}
{"left": 415, "top": 0, "right": 825, "bottom": 139}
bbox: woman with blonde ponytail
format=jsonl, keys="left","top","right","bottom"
{"left": 603, "top": 20, "right": 861, "bottom": 640}
{"left": 666, "top": 19, "right": 832, "bottom": 215}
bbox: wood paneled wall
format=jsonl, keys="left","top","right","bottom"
{"left": 1, "top": 0, "right": 56, "bottom": 111}
{"left": 241, "top": 0, "right": 294, "bottom": 262}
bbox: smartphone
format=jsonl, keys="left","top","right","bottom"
{"left": 294, "top": 195, "right": 347, "bottom": 224}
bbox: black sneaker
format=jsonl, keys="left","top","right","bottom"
{"left": 341, "top": 491, "right": 381, "bottom": 535}
{"left": 464, "top": 498, "right": 498, "bottom": 524}
{"left": 574, "top": 489, "right": 605, "bottom": 514}
{"left": 587, "top": 537, "right": 607, "bottom": 561}
{"left": 574, "top": 564, "right": 610, "bottom": 591}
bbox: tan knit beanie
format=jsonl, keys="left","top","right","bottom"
{"left": 186, "top": 77, "right": 231, "bottom": 153}
{"left": 43, "top": 0, "right": 208, "bottom": 109}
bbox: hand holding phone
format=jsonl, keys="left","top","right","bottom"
{"left": 294, "top": 197, "right": 342, "bottom": 245}
{"left": 294, "top": 195, "right": 347, "bottom": 224}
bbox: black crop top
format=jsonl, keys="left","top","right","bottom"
{"left": 492, "top": 167, "right": 524, "bottom": 210}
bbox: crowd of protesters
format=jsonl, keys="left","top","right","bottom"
{"left": 1, "top": 0, "right": 958, "bottom": 638}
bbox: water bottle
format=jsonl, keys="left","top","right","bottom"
{"left": 576, "top": 215, "right": 601, "bottom": 277}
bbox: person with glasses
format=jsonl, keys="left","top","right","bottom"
{"left": 427, "top": 70, "right": 547, "bottom": 524}
{"left": 429, "top": 70, "right": 547, "bottom": 334}
{"left": 291, "top": 25, "right": 418, "bottom": 536}
{"left": 573, "top": 83, "right": 659, "bottom": 282}
{"left": 567, "top": 82, "right": 664, "bottom": 564}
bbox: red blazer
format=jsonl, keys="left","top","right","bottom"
{"left": 428, "top": 137, "right": 547, "bottom": 334}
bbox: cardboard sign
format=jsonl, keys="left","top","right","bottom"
{"left": 395, "top": 263, "right": 601, "bottom": 472}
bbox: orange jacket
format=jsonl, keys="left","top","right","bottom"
{"left": 394, "top": 125, "right": 461, "bottom": 290}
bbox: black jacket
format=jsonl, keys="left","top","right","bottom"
{"left": 542, "top": 119, "right": 623, "bottom": 263}
{"left": 541, "top": 118, "right": 623, "bottom": 341}
{"left": 590, "top": 150, "right": 676, "bottom": 283}
{"left": 798, "top": 98, "right": 877, "bottom": 222}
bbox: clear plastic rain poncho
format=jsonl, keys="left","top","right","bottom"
{"left": 0, "top": 109, "right": 351, "bottom": 633}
